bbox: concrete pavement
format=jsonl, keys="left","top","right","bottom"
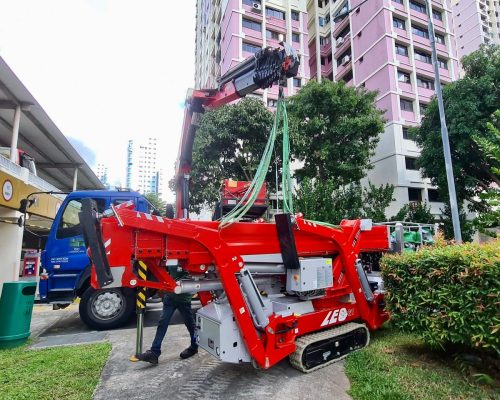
{"left": 30, "top": 303, "right": 352, "bottom": 400}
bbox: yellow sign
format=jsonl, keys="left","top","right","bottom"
{"left": 0, "top": 169, "right": 63, "bottom": 220}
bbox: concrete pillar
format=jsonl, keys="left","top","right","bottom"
{"left": 73, "top": 167, "right": 78, "bottom": 191}
{"left": 0, "top": 210, "right": 24, "bottom": 297}
{"left": 9, "top": 105, "right": 21, "bottom": 163}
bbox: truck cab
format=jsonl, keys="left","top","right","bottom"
{"left": 40, "top": 189, "right": 155, "bottom": 329}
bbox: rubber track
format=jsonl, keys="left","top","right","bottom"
{"left": 289, "top": 322, "right": 370, "bottom": 373}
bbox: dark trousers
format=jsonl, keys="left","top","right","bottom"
{"left": 150, "top": 296, "right": 197, "bottom": 357}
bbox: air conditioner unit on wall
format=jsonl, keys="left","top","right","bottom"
{"left": 342, "top": 55, "right": 350, "bottom": 65}
{"left": 336, "top": 36, "right": 344, "bottom": 45}
{"left": 252, "top": 2, "right": 262, "bottom": 12}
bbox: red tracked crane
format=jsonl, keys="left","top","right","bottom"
{"left": 81, "top": 44, "right": 390, "bottom": 372}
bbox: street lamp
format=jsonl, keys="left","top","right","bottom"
{"left": 333, "top": 0, "right": 462, "bottom": 242}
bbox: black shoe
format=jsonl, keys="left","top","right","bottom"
{"left": 180, "top": 346, "right": 198, "bottom": 359}
{"left": 137, "top": 350, "right": 159, "bottom": 365}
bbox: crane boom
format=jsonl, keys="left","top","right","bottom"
{"left": 175, "top": 44, "right": 300, "bottom": 218}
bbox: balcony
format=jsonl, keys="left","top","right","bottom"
{"left": 334, "top": 36, "right": 351, "bottom": 58}
{"left": 399, "top": 81, "right": 414, "bottom": 96}
{"left": 336, "top": 58, "right": 352, "bottom": 80}
{"left": 333, "top": 17, "right": 349, "bottom": 37}
{"left": 417, "top": 86, "right": 435, "bottom": 102}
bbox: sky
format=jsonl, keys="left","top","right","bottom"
{"left": 0, "top": 0, "right": 196, "bottom": 201}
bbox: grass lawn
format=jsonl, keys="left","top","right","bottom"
{"left": 0, "top": 342, "right": 111, "bottom": 400}
{"left": 345, "top": 325, "right": 498, "bottom": 400}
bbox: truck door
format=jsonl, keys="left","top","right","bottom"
{"left": 42, "top": 197, "right": 107, "bottom": 302}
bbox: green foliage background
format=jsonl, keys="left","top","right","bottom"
{"left": 381, "top": 241, "right": 500, "bottom": 355}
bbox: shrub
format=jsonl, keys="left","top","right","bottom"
{"left": 381, "top": 240, "right": 500, "bottom": 355}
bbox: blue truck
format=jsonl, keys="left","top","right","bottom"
{"left": 39, "top": 189, "right": 158, "bottom": 330}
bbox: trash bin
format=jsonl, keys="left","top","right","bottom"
{"left": 0, "top": 281, "right": 37, "bottom": 349}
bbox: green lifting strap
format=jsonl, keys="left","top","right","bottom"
{"left": 220, "top": 95, "right": 290, "bottom": 228}
{"left": 219, "top": 95, "right": 338, "bottom": 230}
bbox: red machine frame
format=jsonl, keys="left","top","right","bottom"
{"left": 87, "top": 45, "right": 390, "bottom": 370}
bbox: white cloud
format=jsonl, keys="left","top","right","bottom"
{"left": 0, "top": 0, "right": 196, "bottom": 201}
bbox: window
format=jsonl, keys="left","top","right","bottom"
{"left": 393, "top": 17, "right": 406, "bottom": 29}
{"left": 242, "top": 42, "right": 261, "bottom": 54}
{"left": 400, "top": 98, "right": 413, "bottom": 111}
{"left": 417, "top": 76, "right": 434, "bottom": 89}
{"left": 243, "top": 0, "right": 255, "bottom": 5}
{"left": 325, "top": 13, "right": 331, "bottom": 24}
{"left": 412, "top": 25, "right": 430, "bottom": 38}
{"left": 292, "top": 32, "right": 300, "bottom": 43}
{"left": 266, "top": 7, "right": 285, "bottom": 20}
{"left": 438, "top": 58, "right": 448, "bottom": 69}
{"left": 293, "top": 78, "right": 302, "bottom": 87}
{"left": 405, "top": 157, "right": 418, "bottom": 170}
{"left": 419, "top": 102, "right": 428, "bottom": 114}
{"left": 321, "top": 56, "right": 326, "bottom": 65}
{"left": 410, "top": 0, "right": 426, "bottom": 13}
{"left": 291, "top": 10, "right": 300, "bottom": 21}
{"left": 57, "top": 198, "right": 106, "bottom": 239}
{"left": 402, "top": 127, "right": 416, "bottom": 140}
{"left": 395, "top": 43, "right": 409, "bottom": 56}
{"left": 267, "top": 98, "right": 278, "bottom": 108}
{"left": 393, "top": 0, "right": 403, "bottom": 4}
{"left": 243, "top": 18, "right": 261, "bottom": 31}
{"left": 415, "top": 50, "right": 432, "bottom": 63}
{"left": 320, "top": 36, "right": 330, "bottom": 45}
{"left": 319, "top": 16, "right": 325, "bottom": 26}
{"left": 435, "top": 33, "right": 445, "bottom": 44}
{"left": 266, "top": 30, "right": 281, "bottom": 40}
{"left": 408, "top": 188, "right": 422, "bottom": 202}
{"left": 342, "top": 70, "right": 353, "bottom": 83}
{"left": 398, "top": 70, "right": 411, "bottom": 83}
{"left": 432, "top": 9, "right": 443, "bottom": 20}
{"left": 428, "top": 189, "right": 441, "bottom": 202}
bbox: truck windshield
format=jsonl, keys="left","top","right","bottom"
{"left": 56, "top": 198, "right": 106, "bottom": 239}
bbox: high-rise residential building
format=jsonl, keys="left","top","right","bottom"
{"left": 452, "top": 0, "right": 500, "bottom": 64}
{"left": 126, "top": 137, "right": 165, "bottom": 198}
{"left": 195, "top": 0, "right": 311, "bottom": 106}
{"left": 307, "top": 0, "right": 459, "bottom": 216}
{"left": 95, "top": 163, "right": 109, "bottom": 188}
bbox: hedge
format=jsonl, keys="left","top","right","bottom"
{"left": 381, "top": 240, "right": 500, "bottom": 355}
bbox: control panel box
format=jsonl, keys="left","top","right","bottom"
{"left": 196, "top": 301, "right": 251, "bottom": 363}
{"left": 286, "top": 258, "right": 333, "bottom": 292}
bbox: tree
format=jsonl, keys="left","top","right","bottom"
{"left": 294, "top": 178, "right": 394, "bottom": 225}
{"left": 391, "top": 202, "right": 435, "bottom": 224}
{"left": 144, "top": 192, "right": 167, "bottom": 215}
{"left": 287, "top": 79, "right": 385, "bottom": 185}
{"left": 413, "top": 45, "right": 500, "bottom": 217}
{"left": 472, "top": 110, "right": 500, "bottom": 236}
{"left": 190, "top": 98, "right": 274, "bottom": 213}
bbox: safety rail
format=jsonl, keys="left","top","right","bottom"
{"left": 1, "top": 155, "right": 64, "bottom": 197}
{"left": 0, "top": 154, "right": 24, "bottom": 176}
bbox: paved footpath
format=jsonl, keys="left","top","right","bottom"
{"left": 31, "top": 304, "right": 352, "bottom": 400}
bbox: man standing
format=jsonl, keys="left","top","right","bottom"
{"left": 137, "top": 264, "right": 198, "bottom": 365}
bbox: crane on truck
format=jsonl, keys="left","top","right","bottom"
{"left": 80, "top": 44, "right": 390, "bottom": 372}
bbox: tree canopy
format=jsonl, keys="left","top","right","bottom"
{"left": 294, "top": 178, "right": 394, "bottom": 225}
{"left": 190, "top": 98, "right": 274, "bottom": 213}
{"left": 414, "top": 45, "right": 500, "bottom": 214}
{"left": 287, "top": 79, "right": 385, "bottom": 184}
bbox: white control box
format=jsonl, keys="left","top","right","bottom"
{"left": 286, "top": 258, "right": 333, "bottom": 292}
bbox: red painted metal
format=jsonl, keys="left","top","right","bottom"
{"left": 90, "top": 47, "right": 390, "bottom": 370}
{"left": 92, "top": 206, "right": 389, "bottom": 369}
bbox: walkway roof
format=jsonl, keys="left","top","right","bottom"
{"left": 0, "top": 56, "right": 104, "bottom": 191}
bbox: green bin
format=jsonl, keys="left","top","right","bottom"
{"left": 0, "top": 281, "right": 37, "bottom": 349}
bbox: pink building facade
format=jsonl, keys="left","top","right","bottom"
{"left": 307, "top": 0, "right": 459, "bottom": 216}
{"left": 195, "top": 0, "right": 311, "bottom": 106}
{"left": 452, "top": 0, "right": 500, "bottom": 69}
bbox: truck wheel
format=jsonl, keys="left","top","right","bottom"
{"left": 79, "top": 287, "right": 135, "bottom": 330}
